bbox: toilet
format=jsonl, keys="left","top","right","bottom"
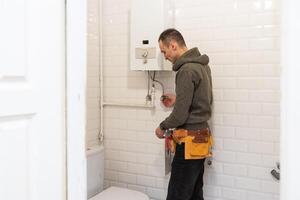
{"left": 89, "top": 186, "right": 149, "bottom": 200}
{"left": 87, "top": 145, "right": 149, "bottom": 200}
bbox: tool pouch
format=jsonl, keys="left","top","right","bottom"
{"left": 190, "top": 135, "right": 212, "bottom": 156}
{"left": 174, "top": 129, "right": 213, "bottom": 160}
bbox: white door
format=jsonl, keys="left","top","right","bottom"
{"left": 0, "top": 0, "right": 66, "bottom": 200}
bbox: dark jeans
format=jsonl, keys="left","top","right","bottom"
{"left": 166, "top": 143, "right": 205, "bottom": 200}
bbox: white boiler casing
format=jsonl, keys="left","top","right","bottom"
{"left": 130, "top": 0, "right": 174, "bottom": 71}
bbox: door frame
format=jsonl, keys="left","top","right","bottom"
{"left": 66, "top": 0, "right": 87, "bottom": 199}
{"left": 280, "top": 0, "right": 300, "bottom": 199}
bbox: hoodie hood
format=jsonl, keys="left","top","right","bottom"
{"left": 173, "top": 47, "right": 209, "bottom": 71}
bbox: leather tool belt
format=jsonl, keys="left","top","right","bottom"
{"left": 170, "top": 128, "right": 213, "bottom": 160}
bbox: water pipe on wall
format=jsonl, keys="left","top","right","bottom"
{"left": 98, "top": 0, "right": 104, "bottom": 143}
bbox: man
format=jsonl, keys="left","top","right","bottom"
{"left": 155, "top": 28, "right": 213, "bottom": 200}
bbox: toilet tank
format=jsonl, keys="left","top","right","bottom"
{"left": 87, "top": 145, "right": 104, "bottom": 199}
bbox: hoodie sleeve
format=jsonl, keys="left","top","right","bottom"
{"left": 160, "top": 69, "right": 195, "bottom": 130}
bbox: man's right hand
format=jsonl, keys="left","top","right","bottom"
{"left": 161, "top": 93, "right": 176, "bottom": 108}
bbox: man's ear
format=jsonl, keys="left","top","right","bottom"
{"left": 170, "top": 41, "right": 177, "bottom": 51}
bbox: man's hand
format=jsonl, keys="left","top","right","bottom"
{"left": 155, "top": 127, "right": 165, "bottom": 139}
{"left": 161, "top": 93, "right": 176, "bottom": 108}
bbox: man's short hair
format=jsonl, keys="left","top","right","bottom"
{"left": 158, "top": 28, "right": 186, "bottom": 47}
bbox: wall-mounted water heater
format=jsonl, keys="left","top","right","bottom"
{"left": 130, "top": 0, "right": 174, "bottom": 71}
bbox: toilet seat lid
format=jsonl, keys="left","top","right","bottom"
{"left": 89, "top": 186, "right": 149, "bottom": 200}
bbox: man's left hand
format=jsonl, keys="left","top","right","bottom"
{"left": 155, "top": 127, "right": 165, "bottom": 139}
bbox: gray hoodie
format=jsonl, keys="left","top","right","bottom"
{"left": 160, "top": 47, "right": 213, "bottom": 130}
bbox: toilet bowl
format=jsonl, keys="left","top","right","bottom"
{"left": 89, "top": 186, "right": 149, "bottom": 200}
{"left": 87, "top": 145, "right": 150, "bottom": 200}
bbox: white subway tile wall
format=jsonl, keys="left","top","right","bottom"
{"left": 87, "top": 0, "right": 280, "bottom": 199}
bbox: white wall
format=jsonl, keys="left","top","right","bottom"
{"left": 86, "top": 0, "right": 101, "bottom": 147}
{"left": 88, "top": 0, "right": 281, "bottom": 199}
